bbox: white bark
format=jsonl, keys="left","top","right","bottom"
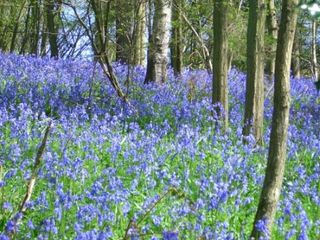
{"left": 312, "top": 20, "right": 318, "bottom": 81}
{"left": 145, "top": 0, "right": 172, "bottom": 83}
{"left": 154, "top": 0, "right": 171, "bottom": 83}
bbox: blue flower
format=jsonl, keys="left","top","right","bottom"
{"left": 162, "top": 231, "right": 179, "bottom": 240}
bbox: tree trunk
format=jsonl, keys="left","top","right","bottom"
{"left": 171, "top": 0, "right": 183, "bottom": 76}
{"left": 265, "top": 0, "right": 277, "bottom": 81}
{"left": 144, "top": 0, "right": 172, "bottom": 84}
{"left": 291, "top": 25, "right": 301, "bottom": 79}
{"left": 133, "top": 0, "right": 147, "bottom": 66}
{"left": 311, "top": 20, "right": 318, "bottom": 81}
{"left": 30, "top": 0, "right": 41, "bottom": 55}
{"left": 40, "top": 19, "right": 48, "bottom": 56}
{"left": 116, "top": 0, "right": 132, "bottom": 63}
{"left": 243, "top": 0, "right": 266, "bottom": 145}
{"left": 46, "top": 0, "right": 59, "bottom": 58}
{"left": 213, "top": 0, "right": 229, "bottom": 130}
{"left": 250, "top": 0, "right": 298, "bottom": 238}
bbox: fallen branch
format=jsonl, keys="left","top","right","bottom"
{"left": 8, "top": 121, "right": 52, "bottom": 238}
{"left": 19, "top": 121, "right": 52, "bottom": 213}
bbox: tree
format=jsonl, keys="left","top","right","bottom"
{"left": 171, "top": 0, "right": 183, "bottom": 76}
{"left": 243, "top": 0, "right": 266, "bottom": 144}
{"left": 46, "top": 0, "right": 60, "bottom": 58}
{"left": 133, "top": 0, "right": 147, "bottom": 66}
{"left": 265, "top": 0, "right": 277, "bottom": 81}
{"left": 311, "top": 19, "right": 318, "bottom": 81}
{"left": 251, "top": 0, "right": 298, "bottom": 238}
{"left": 116, "top": 0, "right": 132, "bottom": 63}
{"left": 144, "top": 0, "right": 172, "bottom": 84}
{"left": 213, "top": 0, "right": 230, "bottom": 129}
{"left": 291, "top": 25, "right": 301, "bottom": 78}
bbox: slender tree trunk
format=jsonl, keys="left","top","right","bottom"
{"left": 213, "top": 0, "right": 229, "bottom": 130}
{"left": 46, "top": 0, "right": 59, "bottom": 58}
{"left": 40, "top": 21, "right": 48, "bottom": 56}
{"left": 265, "top": 0, "right": 277, "bottom": 81}
{"left": 251, "top": 0, "right": 298, "bottom": 238}
{"left": 311, "top": 20, "right": 318, "bottom": 81}
{"left": 171, "top": 0, "right": 183, "bottom": 76}
{"left": 144, "top": 0, "right": 172, "bottom": 84}
{"left": 30, "top": 0, "right": 41, "bottom": 55}
{"left": 133, "top": 0, "right": 147, "bottom": 66}
{"left": 291, "top": 26, "right": 301, "bottom": 79}
{"left": 243, "top": 0, "right": 266, "bottom": 145}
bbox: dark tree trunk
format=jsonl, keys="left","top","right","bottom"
{"left": 171, "top": 0, "right": 183, "bottom": 76}
{"left": 116, "top": 0, "right": 132, "bottom": 63}
{"left": 30, "top": 0, "right": 41, "bottom": 55}
{"left": 213, "top": 0, "right": 230, "bottom": 130}
{"left": 46, "top": 0, "right": 59, "bottom": 58}
{"left": 251, "top": 0, "right": 298, "bottom": 238}
{"left": 243, "top": 0, "right": 266, "bottom": 145}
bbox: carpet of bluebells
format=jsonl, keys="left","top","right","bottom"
{"left": 0, "top": 53, "right": 319, "bottom": 240}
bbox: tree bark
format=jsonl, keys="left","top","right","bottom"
{"left": 133, "top": 0, "right": 147, "bottom": 66}
{"left": 213, "top": 0, "right": 230, "bottom": 130}
{"left": 243, "top": 0, "right": 266, "bottom": 145}
{"left": 250, "top": 0, "right": 298, "bottom": 238}
{"left": 171, "top": 0, "right": 183, "bottom": 76}
{"left": 116, "top": 0, "right": 132, "bottom": 63}
{"left": 46, "top": 0, "right": 60, "bottom": 58}
{"left": 311, "top": 20, "right": 318, "bottom": 81}
{"left": 291, "top": 25, "right": 301, "bottom": 79}
{"left": 144, "top": 0, "right": 172, "bottom": 84}
{"left": 30, "top": 0, "right": 41, "bottom": 55}
{"left": 265, "top": 0, "right": 277, "bottom": 81}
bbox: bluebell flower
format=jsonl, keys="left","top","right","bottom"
{"left": 255, "top": 218, "right": 269, "bottom": 238}
{"left": 162, "top": 231, "right": 179, "bottom": 240}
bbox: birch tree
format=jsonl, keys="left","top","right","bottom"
{"left": 144, "top": 0, "right": 172, "bottom": 84}
{"left": 265, "top": 0, "right": 277, "bottom": 81}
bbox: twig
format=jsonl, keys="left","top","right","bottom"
{"left": 265, "top": 83, "right": 274, "bottom": 100}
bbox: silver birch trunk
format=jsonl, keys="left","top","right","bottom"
{"left": 312, "top": 20, "right": 318, "bottom": 81}
{"left": 145, "top": 0, "right": 172, "bottom": 84}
